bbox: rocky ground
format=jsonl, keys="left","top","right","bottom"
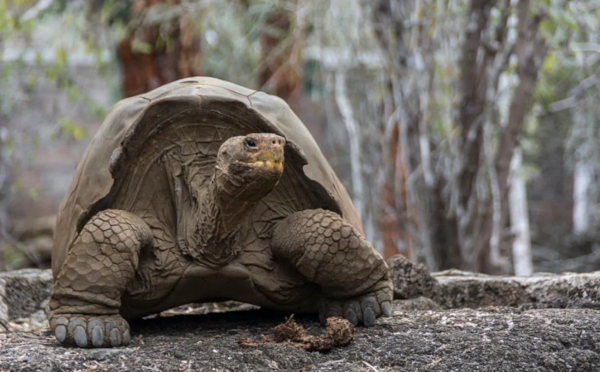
{"left": 1, "top": 257, "right": 599, "bottom": 372}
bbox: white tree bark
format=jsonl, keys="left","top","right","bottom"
{"left": 573, "top": 154, "right": 592, "bottom": 235}
{"left": 509, "top": 148, "right": 533, "bottom": 276}
{"left": 334, "top": 71, "right": 365, "bottom": 225}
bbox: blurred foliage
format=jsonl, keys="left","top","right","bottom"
{"left": 0, "top": 0, "right": 114, "bottom": 269}
{"left": 2, "top": 0, "right": 600, "bottom": 271}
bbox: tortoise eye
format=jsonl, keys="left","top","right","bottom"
{"left": 244, "top": 138, "right": 258, "bottom": 150}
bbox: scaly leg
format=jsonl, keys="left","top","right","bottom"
{"left": 49, "top": 209, "right": 153, "bottom": 348}
{"left": 272, "top": 209, "right": 392, "bottom": 326}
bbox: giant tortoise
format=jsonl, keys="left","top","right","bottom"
{"left": 49, "top": 77, "right": 392, "bottom": 348}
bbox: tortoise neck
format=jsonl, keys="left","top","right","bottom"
{"left": 181, "top": 173, "right": 260, "bottom": 267}
{"left": 211, "top": 175, "right": 259, "bottom": 236}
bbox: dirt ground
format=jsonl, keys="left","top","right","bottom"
{"left": 1, "top": 303, "right": 599, "bottom": 372}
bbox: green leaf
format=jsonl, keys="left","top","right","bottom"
{"left": 54, "top": 47, "right": 67, "bottom": 68}
{"left": 131, "top": 39, "right": 153, "bottom": 54}
{"left": 541, "top": 54, "right": 557, "bottom": 74}
{"left": 28, "top": 186, "right": 40, "bottom": 202}
{"left": 34, "top": 52, "right": 42, "bottom": 66}
{"left": 57, "top": 116, "right": 86, "bottom": 141}
{"left": 27, "top": 71, "right": 36, "bottom": 87}
{"left": 540, "top": 20, "right": 554, "bottom": 34}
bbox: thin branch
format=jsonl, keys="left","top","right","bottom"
{"left": 549, "top": 67, "right": 600, "bottom": 112}
{"left": 20, "top": 0, "right": 55, "bottom": 23}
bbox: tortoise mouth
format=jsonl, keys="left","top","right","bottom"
{"left": 234, "top": 142, "right": 284, "bottom": 171}
{"left": 236, "top": 158, "right": 282, "bottom": 165}
{"left": 234, "top": 159, "right": 283, "bottom": 172}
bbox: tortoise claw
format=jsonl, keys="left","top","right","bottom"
{"left": 319, "top": 284, "right": 393, "bottom": 327}
{"left": 50, "top": 314, "right": 131, "bottom": 348}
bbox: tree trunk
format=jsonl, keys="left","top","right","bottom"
{"left": 380, "top": 120, "right": 413, "bottom": 260}
{"left": 257, "top": 5, "right": 303, "bottom": 112}
{"left": 509, "top": 148, "right": 533, "bottom": 275}
{"left": 452, "top": 0, "right": 494, "bottom": 271}
{"left": 573, "top": 160, "right": 592, "bottom": 235}
{"left": 372, "top": 0, "right": 416, "bottom": 261}
{"left": 334, "top": 71, "right": 365, "bottom": 224}
{"left": 571, "top": 97, "right": 596, "bottom": 236}
{"left": 116, "top": 0, "right": 201, "bottom": 98}
{"left": 0, "top": 132, "right": 7, "bottom": 272}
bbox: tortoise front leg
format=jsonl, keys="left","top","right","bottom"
{"left": 271, "top": 209, "right": 393, "bottom": 326}
{"left": 49, "top": 209, "right": 152, "bottom": 348}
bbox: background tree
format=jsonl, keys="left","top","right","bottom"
{"left": 256, "top": 0, "right": 303, "bottom": 111}
{"left": 370, "top": 0, "right": 552, "bottom": 273}
{"left": 2, "top": 0, "right": 600, "bottom": 275}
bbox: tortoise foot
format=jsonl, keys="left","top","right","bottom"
{"left": 319, "top": 285, "right": 393, "bottom": 327}
{"left": 50, "top": 314, "right": 131, "bottom": 348}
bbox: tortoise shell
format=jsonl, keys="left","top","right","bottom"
{"left": 52, "top": 77, "right": 361, "bottom": 277}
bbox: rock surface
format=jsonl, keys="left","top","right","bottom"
{"left": 386, "top": 255, "right": 438, "bottom": 299}
{"left": 1, "top": 306, "right": 599, "bottom": 371}
{"left": 1, "top": 265, "right": 600, "bottom": 371}
{"left": 0, "top": 269, "right": 52, "bottom": 321}
{"left": 432, "top": 269, "right": 600, "bottom": 310}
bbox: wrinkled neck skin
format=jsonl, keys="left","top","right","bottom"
{"left": 209, "top": 169, "right": 262, "bottom": 240}
{"left": 184, "top": 165, "right": 276, "bottom": 267}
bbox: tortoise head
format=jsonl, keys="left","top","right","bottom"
{"left": 215, "top": 133, "right": 285, "bottom": 202}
